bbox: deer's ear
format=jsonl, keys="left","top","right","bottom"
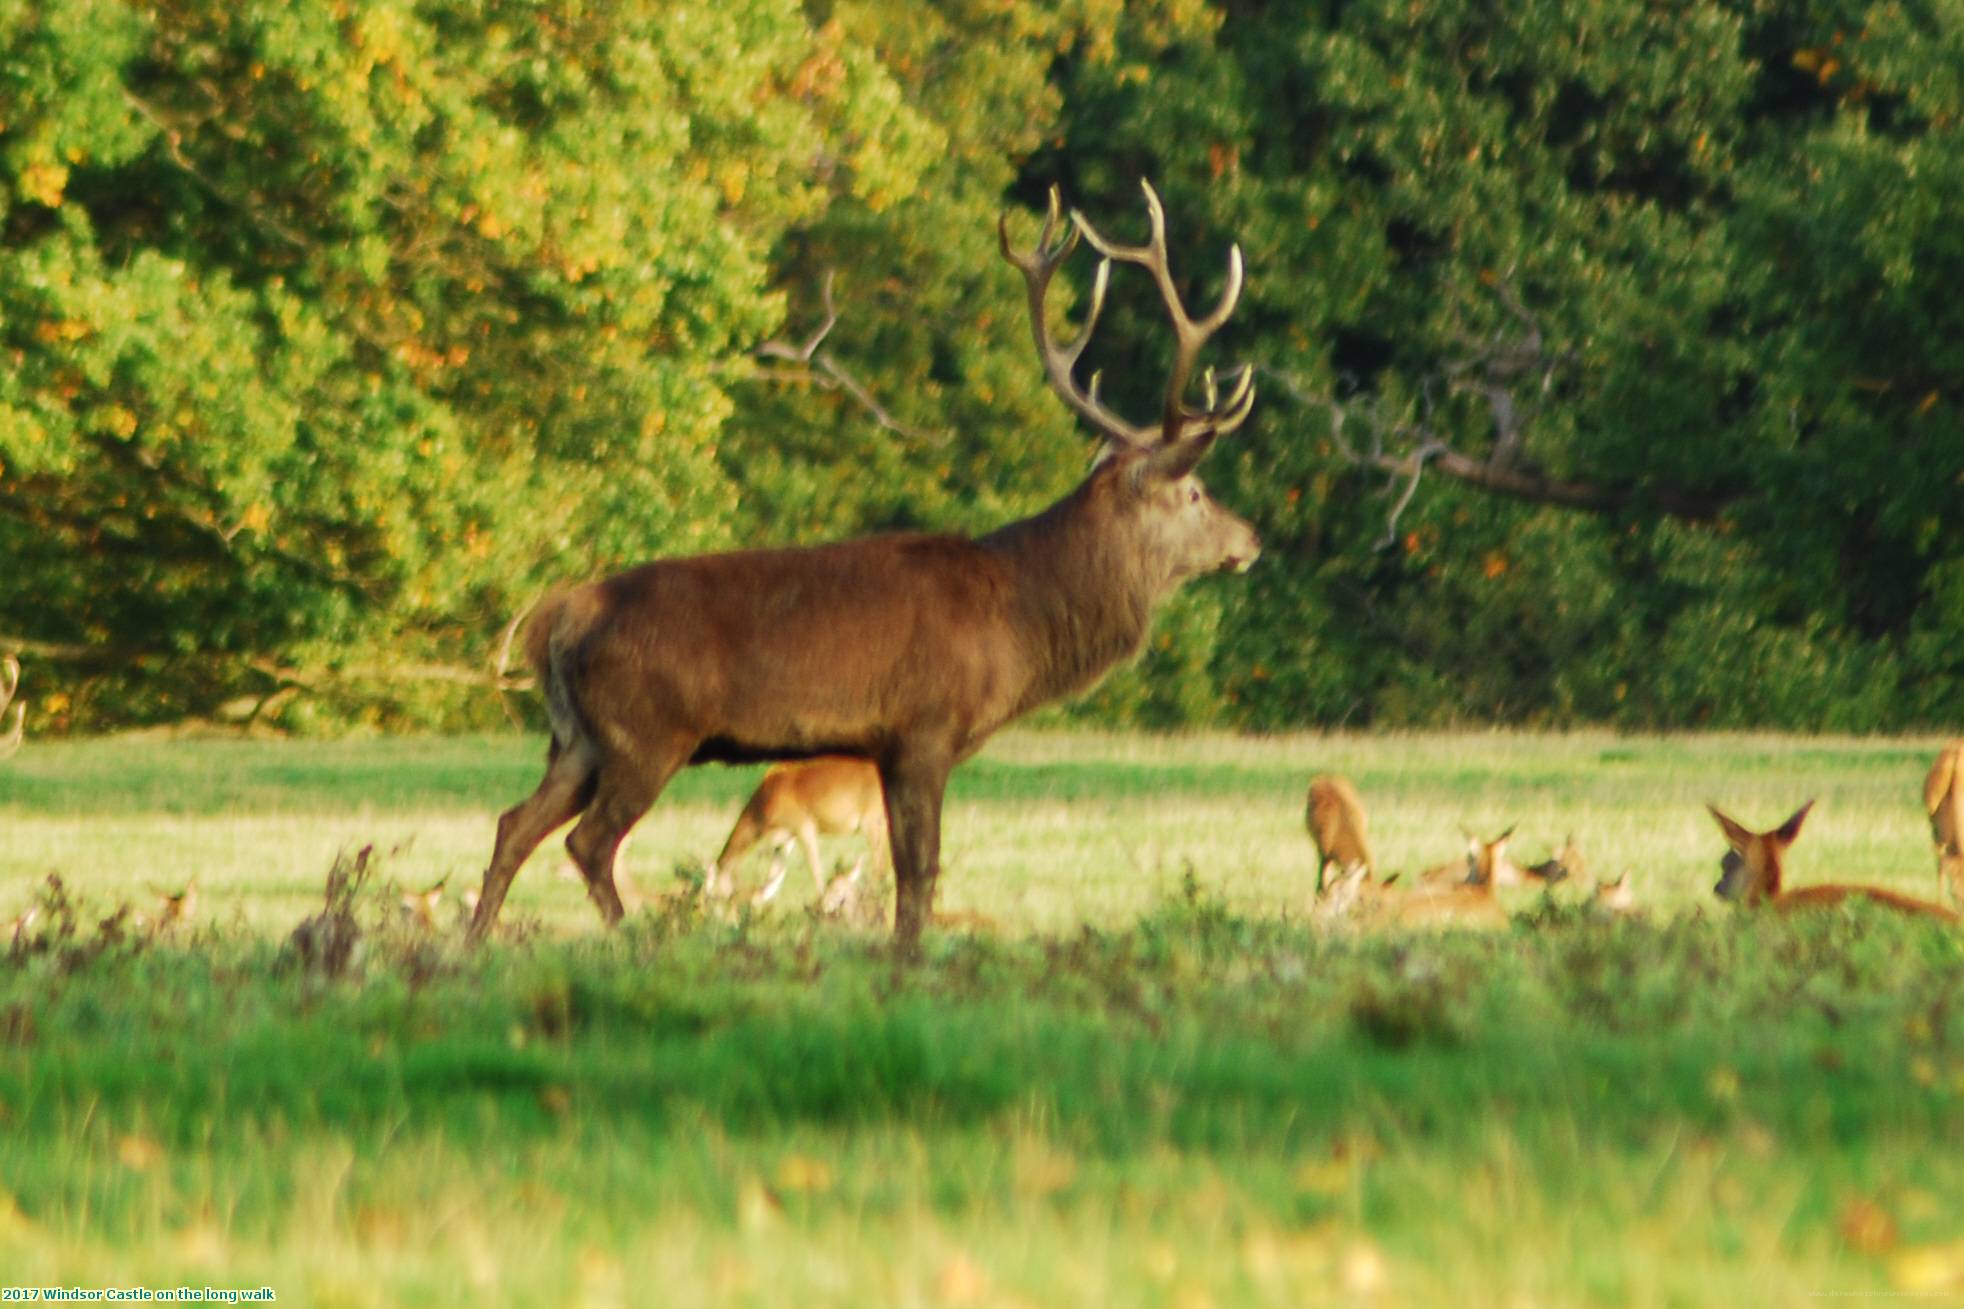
{"left": 1707, "top": 803, "right": 1754, "bottom": 851}
{"left": 1773, "top": 799, "right": 1814, "bottom": 847}
{"left": 1141, "top": 429, "right": 1219, "bottom": 482}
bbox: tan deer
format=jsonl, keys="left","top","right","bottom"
{"left": 1326, "top": 861, "right": 1507, "bottom": 930}
{"left": 1709, "top": 801, "right": 1959, "bottom": 921}
{"left": 1524, "top": 834, "right": 1583, "bottom": 888}
{"left": 1925, "top": 741, "right": 1963, "bottom": 908}
{"left": 150, "top": 877, "right": 198, "bottom": 933}
{"left": 1305, "top": 774, "right": 1374, "bottom": 894}
{"left": 1416, "top": 827, "right": 1524, "bottom": 891}
{"left": 400, "top": 875, "right": 449, "bottom": 929}
{"left": 0, "top": 656, "right": 22, "bottom": 760}
{"left": 1590, "top": 870, "right": 1638, "bottom": 918}
{"left": 469, "top": 182, "right": 1262, "bottom": 949}
{"left": 710, "top": 757, "right": 888, "bottom": 906}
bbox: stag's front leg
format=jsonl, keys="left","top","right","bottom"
{"left": 880, "top": 750, "right": 952, "bottom": 953}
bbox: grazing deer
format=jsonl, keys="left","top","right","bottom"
{"left": 1417, "top": 827, "right": 1523, "bottom": 891}
{"left": 468, "top": 182, "right": 1261, "bottom": 949}
{"left": 1305, "top": 774, "right": 1374, "bottom": 893}
{"left": 1925, "top": 742, "right": 1963, "bottom": 907}
{"left": 0, "top": 656, "right": 22, "bottom": 760}
{"left": 709, "top": 757, "right": 888, "bottom": 906}
{"left": 1709, "top": 801, "right": 1960, "bottom": 921}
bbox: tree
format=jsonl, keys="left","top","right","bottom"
{"left": 0, "top": 0, "right": 938, "bottom": 727}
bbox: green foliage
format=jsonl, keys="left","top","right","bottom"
{"left": 3, "top": 0, "right": 1961, "bottom": 730}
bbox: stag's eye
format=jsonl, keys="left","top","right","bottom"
{"left": 1188, "top": 486, "right": 1201, "bottom": 504}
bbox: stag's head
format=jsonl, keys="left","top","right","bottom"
{"left": 1000, "top": 182, "right": 1260, "bottom": 593}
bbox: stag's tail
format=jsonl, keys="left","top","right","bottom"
{"left": 524, "top": 586, "right": 603, "bottom": 756}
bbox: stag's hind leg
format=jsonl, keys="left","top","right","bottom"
{"left": 564, "top": 735, "right": 695, "bottom": 928}
{"left": 468, "top": 741, "right": 597, "bottom": 943}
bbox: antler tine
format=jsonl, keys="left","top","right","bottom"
{"left": 1070, "top": 178, "right": 1253, "bottom": 448}
{"left": 999, "top": 187, "right": 1159, "bottom": 448}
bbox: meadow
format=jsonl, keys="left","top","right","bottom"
{"left": 1, "top": 730, "right": 1961, "bottom": 1307}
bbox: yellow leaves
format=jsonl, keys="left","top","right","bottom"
{"left": 394, "top": 340, "right": 470, "bottom": 373}
{"left": 93, "top": 406, "right": 138, "bottom": 440}
{"left": 1481, "top": 551, "right": 1510, "bottom": 580}
{"left": 33, "top": 319, "right": 92, "bottom": 345}
{"left": 18, "top": 161, "right": 68, "bottom": 208}
{"left": 1891, "top": 1240, "right": 1964, "bottom": 1294}
{"left": 1791, "top": 46, "right": 1842, "bottom": 86}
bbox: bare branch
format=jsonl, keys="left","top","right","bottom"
{"left": 123, "top": 90, "right": 311, "bottom": 252}
{"left": 750, "top": 272, "right": 942, "bottom": 442}
{"left": 1262, "top": 274, "right": 1739, "bottom": 533}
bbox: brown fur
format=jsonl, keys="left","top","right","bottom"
{"left": 712, "top": 757, "right": 888, "bottom": 903}
{"left": 1709, "top": 800, "right": 1959, "bottom": 922}
{"left": 1925, "top": 741, "right": 1964, "bottom": 907}
{"left": 467, "top": 190, "right": 1261, "bottom": 949}
{"left": 1305, "top": 775, "right": 1373, "bottom": 891}
{"left": 1416, "top": 827, "right": 1522, "bottom": 892}
{"left": 0, "top": 655, "right": 21, "bottom": 760}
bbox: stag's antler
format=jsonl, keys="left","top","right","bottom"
{"left": 1000, "top": 181, "right": 1254, "bottom": 452}
{"left": 0, "top": 657, "right": 21, "bottom": 760}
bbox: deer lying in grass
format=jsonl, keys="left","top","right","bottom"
{"left": 1709, "top": 801, "right": 1960, "bottom": 921}
{"left": 1416, "top": 828, "right": 1525, "bottom": 892}
{"left": 1523, "top": 834, "right": 1583, "bottom": 888}
{"left": 1590, "top": 870, "right": 1638, "bottom": 918}
{"left": 0, "top": 656, "right": 22, "bottom": 760}
{"left": 710, "top": 757, "right": 888, "bottom": 907}
{"left": 469, "top": 182, "right": 1261, "bottom": 949}
{"left": 1926, "top": 742, "right": 1963, "bottom": 908}
{"left": 1306, "top": 774, "right": 1374, "bottom": 894}
{"left": 1315, "top": 827, "right": 1513, "bottom": 931}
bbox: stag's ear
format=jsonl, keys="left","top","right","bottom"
{"left": 1141, "top": 430, "right": 1219, "bottom": 483}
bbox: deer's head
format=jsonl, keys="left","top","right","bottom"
{"left": 1709, "top": 800, "right": 1812, "bottom": 904}
{"left": 1001, "top": 182, "right": 1260, "bottom": 598}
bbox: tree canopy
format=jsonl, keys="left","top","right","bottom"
{"left": 2, "top": 0, "right": 1959, "bottom": 732}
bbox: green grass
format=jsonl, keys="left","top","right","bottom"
{"left": 2, "top": 730, "right": 1962, "bottom": 1306}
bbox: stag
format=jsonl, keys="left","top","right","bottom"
{"left": 0, "top": 657, "right": 21, "bottom": 760}
{"left": 468, "top": 181, "right": 1260, "bottom": 948}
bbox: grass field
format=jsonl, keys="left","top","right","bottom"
{"left": 2, "top": 730, "right": 1962, "bottom": 1306}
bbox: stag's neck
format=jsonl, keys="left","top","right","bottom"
{"left": 979, "top": 480, "right": 1162, "bottom": 710}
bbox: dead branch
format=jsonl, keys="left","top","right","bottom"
{"left": 746, "top": 272, "right": 943, "bottom": 442}
{"left": 1264, "top": 278, "right": 1737, "bottom": 539}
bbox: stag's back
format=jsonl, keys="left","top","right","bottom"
{"left": 529, "top": 535, "right": 1029, "bottom": 766}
